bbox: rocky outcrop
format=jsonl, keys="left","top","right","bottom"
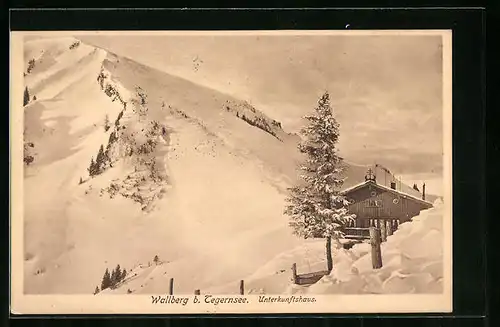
{"left": 92, "top": 67, "right": 171, "bottom": 211}
{"left": 102, "top": 164, "right": 168, "bottom": 212}
{"left": 69, "top": 41, "right": 80, "bottom": 50}
{"left": 223, "top": 100, "right": 283, "bottom": 141}
{"left": 24, "top": 141, "right": 35, "bottom": 165}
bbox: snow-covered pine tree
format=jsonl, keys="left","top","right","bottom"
{"left": 23, "top": 86, "right": 30, "bottom": 106}
{"left": 101, "top": 268, "right": 111, "bottom": 290}
{"left": 284, "top": 91, "right": 355, "bottom": 272}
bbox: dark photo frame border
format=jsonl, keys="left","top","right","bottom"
{"left": 6, "top": 7, "right": 487, "bottom": 326}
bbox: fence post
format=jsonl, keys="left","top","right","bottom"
{"left": 291, "top": 263, "right": 298, "bottom": 284}
{"left": 380, "top": 220, "right": 387, "bottom": 242}
{"left": 369, "top": 227, "right": 383, "bottom": 269}
{"left": 194, "top": 289, "right": 200, "bottom": 295}
{"left": 386, "top": 220, "right": 393, "bottom": 236}
{"left": 169, "top": 278, "right": 174, "bottom": 295}
{"left": 239, "top": 280, "right": 244, "bottom": 295}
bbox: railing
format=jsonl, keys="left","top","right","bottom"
{"left": 343, "top": 227, "right": 371, "bottom": 240}
{"left": 291, "top": 226, "right": 385, "bottom": 286}
{"left": 291, "top": 263, "right": 329, "bottom": 286}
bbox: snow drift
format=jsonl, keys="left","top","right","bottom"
{"left": 289, "top": 199, "right": 444, "bottom": 294}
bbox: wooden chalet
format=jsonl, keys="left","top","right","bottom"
{"left": 340, "top": 168, "right": 433, "bottom": 232}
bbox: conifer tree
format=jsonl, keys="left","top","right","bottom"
{"left": 153, "top": 255, "right": 159, "bottom": 265}
{"left": 112, "top": 264, "right": 121, "bottom": 287}
{"left": 121, "top": 268, "right": 127, "bottom": 281}
{"left": 104, "top": 114, "right": 110, "bottom": 132}
{"left": 95, "top": 144, "right": 106, "bottom": 173}
{"left": 110, "top": 269, "right": 117, "bottom": 287}
{"left": 23, "top": 86, "right": 30, "bottom": 106}
{"left": 87, "top": 157, "right": 97, "bottom": 177}
{"left": 87, "top": 158, "right": 95, "bottom": 176}
{"left": 101, "top": 268, "right": 111, "bottom": 290}
{"left": 94, "top": 286, "right": 100, "bottom": 295}
{"left": 284, "top": 92, "right": 355, "bottom": 272}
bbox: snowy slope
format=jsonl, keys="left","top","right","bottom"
{"left": 22, "top": 36, "right": 305, "bottom": 294}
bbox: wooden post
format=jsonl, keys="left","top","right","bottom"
{"left": 369, "top": 227, "right": 383, "bottom": 269}
{"left": 194, "top": 289, "right": 200, "bottom": 295}
{"left": 169, "top": 278, "right": 174, "bottom": 295}
{"left": 239, "top": 280, "right": 244, "bottom": 295}
{"left": 386, "top": 220, "right": 393, "bottom": 236}
{"left": 291, "top": 263, "right": 298, "bottom": 284}
{"left": 380, "top": 220, "right": 387, "bottom": 242}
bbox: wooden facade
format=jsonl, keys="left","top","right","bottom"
{"left": 341, "top": 178, "right": 433, "bottom": 230}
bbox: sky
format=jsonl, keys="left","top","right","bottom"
{"left": 78, "top": 33, "right": 444, "bottom": 195}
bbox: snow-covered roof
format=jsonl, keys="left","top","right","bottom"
{"left": 340, "top": 180, "right": 434, "bottom": 207}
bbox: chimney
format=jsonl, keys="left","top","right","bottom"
{"left": 422, "top": 183, "right": 426, "bottom": 200}
{"left": 390, "top": 181, "right": 396, "bottom": 190}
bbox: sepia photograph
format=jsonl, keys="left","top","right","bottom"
{"left": 10, "top": 30, "right": 452, "bottom": 314}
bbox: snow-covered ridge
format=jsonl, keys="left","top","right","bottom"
{"left": 23, "top": 36, "right": 307, "bottom": 295}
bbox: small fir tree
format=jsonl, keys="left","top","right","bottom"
{"left": 110, "top": 269, "right": 117, "bottom": 288}
{"left": 121, "top": 268, "right": 127, "bottom": 281}
{"left": 95, "top": 144, "right": 107, "bottom": 174}
{"left": 104, "top": 114, "right": 110, "bottom": 131}
{"left": 101, "top": 268, "right": 111, "bottom": 290}
{"left": 153, "top": 255, "right": 159, "bottom": 265}
{"left": 112, "top": 264, "right": 121, "bottom": 287}
{"left": 88, "top": 157, "right": 98, "bottom": 177}
{"left": 23, "top": 86, "right": 30, "bottom": 106}
{"left": 284, "top": 92, "right": 355, "bottom": 272}
{"left": 94, "top": 286, "right": 100, "bottom": 295}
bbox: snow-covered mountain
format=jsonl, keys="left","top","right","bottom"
{"left": 21, "top": 36, "right": 437, "bottom": 295}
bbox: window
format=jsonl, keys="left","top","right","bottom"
{"left": 367, "top": 199, "right": 382, "bottom": 207}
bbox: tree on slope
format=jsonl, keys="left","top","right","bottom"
{"left": 110, "top": 268, "right": 117, "bottom": 288}
{"left": 101, "top": 268, "right": 111, "bottom": 290}
{"left": 95, "top": 144, "right": 108, "bottom": 174}
{"left": 88, "top": 157, "right": 98, "bottom": 177}
{"left": 111, "top": 264, "right": 122, "bottom": 288}
{"left": 104, "top": 114, "right": 110, "bottom": 132}
{"left": 284, "top": 91, "right": 355, "bottom": 272}
{"left": 23, "top": 86, "right": 30, "bottom": 106}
